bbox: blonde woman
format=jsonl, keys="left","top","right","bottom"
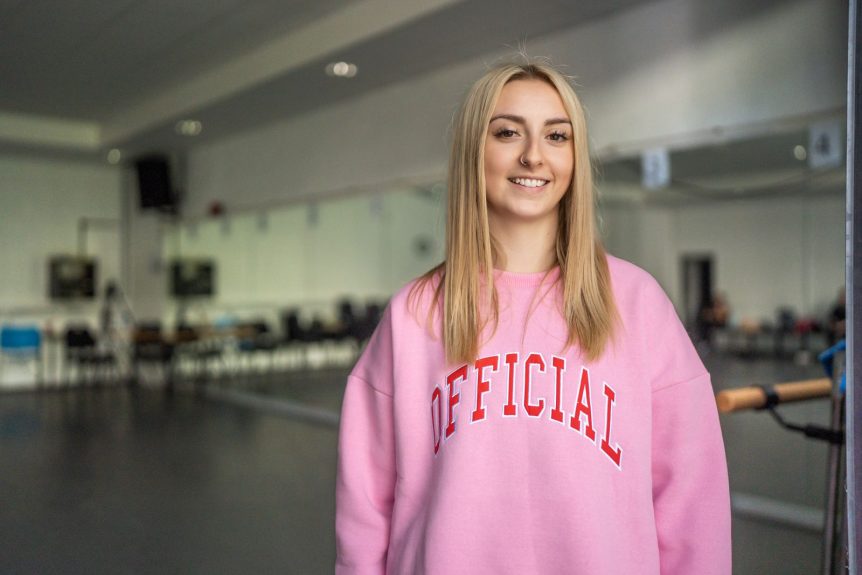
{"left": 335, "top": 60, "right": 731, "bottom": 574}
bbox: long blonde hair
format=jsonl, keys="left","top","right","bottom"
{"left": 409, "top": 59, "right": 620, "bottom": 365}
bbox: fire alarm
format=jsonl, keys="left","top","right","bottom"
{"left": 209, "top": 201, "right": 224, "bottom": 217}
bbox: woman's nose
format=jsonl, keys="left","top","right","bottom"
{"left": 520, "top": 139, "right": 544, "bottom": 167}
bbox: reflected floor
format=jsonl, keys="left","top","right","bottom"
{"left": 219, "top": 366, "right": 351, "bottom": 413}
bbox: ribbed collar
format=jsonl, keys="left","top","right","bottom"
{"left": 492, "top": 265, "right": 561, "bottom": 289}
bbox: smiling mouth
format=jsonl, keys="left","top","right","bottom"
{"left": 509, "top": 177, "right": 550, "bottom": 189}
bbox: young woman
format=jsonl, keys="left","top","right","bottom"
{"left": 335, "top": 60, "right": 731, "bottom": 574}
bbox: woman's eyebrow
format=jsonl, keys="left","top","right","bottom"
{"left": 489, "top": 114, "right": 572, "bottom": 126}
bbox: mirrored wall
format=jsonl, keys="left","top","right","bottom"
{"left": 161, "top": 184, "right": 446, "bottom": 323}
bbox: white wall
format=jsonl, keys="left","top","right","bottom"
{"left": 0, "top": 154, "right": 122, "bottom": 312}
{"left": 601, "top": 201, "right": 678, "bottom": 298}
{"left": 161, "top": 186, "right": 444, "bottom": 324}
{"left": 673, "top": 193, "right": 845, "bottom": 321}
{"left": 602, "top": 191, "right": 846, "bottom": 323}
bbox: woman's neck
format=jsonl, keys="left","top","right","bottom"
{"left": 489, "top": 214, "right": 558, "bottom": 273}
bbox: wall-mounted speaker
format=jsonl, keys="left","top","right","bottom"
{"left": 135, "top": 155, "right": 175, "bottom": 212}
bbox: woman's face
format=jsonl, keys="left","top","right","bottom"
{"left": 483, "top": 79, "right": 574, "bottom": 228}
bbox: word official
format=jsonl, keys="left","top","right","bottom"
{"left": 430, "top": 352, "right": 623, "bottom": 469}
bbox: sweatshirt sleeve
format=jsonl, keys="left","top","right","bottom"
{"left": 335, "top": 305, "right": 397, "bottom": 575}
{"left": 647, "top": 285, "right": 732, "bottom": 575}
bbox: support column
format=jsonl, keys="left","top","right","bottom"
{"left": 845, "top": 0, "right": 861, "bottom": 572}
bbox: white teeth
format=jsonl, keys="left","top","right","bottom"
{"left": 510, "top": 177, "right": 549, "bottom": 188}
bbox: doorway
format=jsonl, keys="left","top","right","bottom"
{"left": 681, "top": 254, "right": 715, "bottom": 329}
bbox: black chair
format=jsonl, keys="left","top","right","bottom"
{"left": 174, "top": 323, "right": 224, "bottom": 384}
{"left": 64, "top": 325, "right": 116, "bottom": 386}
{"left": 237, "top": 320, "right": 279, "bottom": 375}
{"left": 335, "top": 299, "right": 358, "bottom": 341}
{"left": 774, "top": 307, "right": 797, "bottom": 358}
{"left": 285, "top": 309, "right": 322, "bottom": 343}
{"left": 286, "top": 311, "right": 328, "bottom": 366}
{"left": 281, "top": 309, "right": 312, "bottom": 368}
{"left": 132, "top": 322, "right": 174, "bottom": 387}
{"left": 333, "top": 298, "right": 373, "bottom": 361}
{"left": 357, "top": 302, "right": 384, "bottom": 342}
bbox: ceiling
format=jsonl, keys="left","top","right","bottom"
{"left": 0, "top": 0, "right": 652, "bottom": 158}
{"left": 0, "top": 0, "right": 352, "bottom": 121}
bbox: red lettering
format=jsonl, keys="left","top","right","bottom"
{"left": 524, "top": 353, "right": 546, "bottom": 417}
{"left": 569, "top": 367, "right": 597, "bottom": 441}
{"left": 600, "top": 384, "right": 622, "bottom": 467}
{"left": 431, "top": 386, "right": 443, "bottom": 454}
{"left": 445, "top": 365, "right": 467, "bottom": 438}
{"left": 432, "top": 356, "right": 621, "bottom": 469}
{"left": 472, "top": 355, "right": 499, "bottom": 422}
{"left": 503, "top": 353, "right": 518, "bottom": 416}
{"left": 550, "top": 356, "right": 566, "bottom": 423}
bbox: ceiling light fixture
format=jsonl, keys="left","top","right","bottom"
{"left": 175, "top": 120, "right": 203, "bottom": 136}
{"left": 106, "top": 149, "right": 122, "bottom": 164}
{"left": 326, "top": 61, "right": 358, "bottom": 78}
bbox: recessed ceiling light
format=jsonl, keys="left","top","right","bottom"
{"left": 325, "top": 61, "right": 357, "bottom": 78}
{"left": 106, "top": 149, "right": 122, "bottom": 164}
{"left": 793, "top": 145, "right": 807, "bottom": 161}
{"left": 175, "top": 120, "right": 203, "bottom": 136}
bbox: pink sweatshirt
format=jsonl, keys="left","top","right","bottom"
{"left": 335, "top": 255, "right": 731, "bottom": 574}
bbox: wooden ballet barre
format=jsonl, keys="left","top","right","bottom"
{"left": 715, "top": 378, "right": 832, "bottom": 413}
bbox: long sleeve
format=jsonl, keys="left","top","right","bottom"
{"left": 645, "top": 281, "right": 732, "bottom": 574}
{"left": 335, "top": 305, "right": 397, "bottom": 575}
{"left": 652, "top": 373, "right": 732, "bottom": 575}
{"left": 335, "top": 375, "right": 396, "bottom": 574}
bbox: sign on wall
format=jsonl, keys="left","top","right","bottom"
{"left": 809, "top": 119, "right": 843, "bottom": 169}
{"left": 641, "top": 147, "right": 671, "bottom": 190}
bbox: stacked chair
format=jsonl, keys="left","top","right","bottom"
{"left": 64, "top": 325, "right": 117, "bottom": 386}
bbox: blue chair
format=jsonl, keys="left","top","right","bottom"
{"left": 0, "top": 325, "right": 43, "bottom": 386}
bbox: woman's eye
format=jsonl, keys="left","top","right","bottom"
{"left": 495, "top": 128, "right": 518, "bottom": 138}
{"left": 549, "top": 131, "right": 570, "bottom": 142}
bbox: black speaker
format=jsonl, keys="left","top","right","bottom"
{"left": 135, "top": 155, "right": 175, "bottom": 211}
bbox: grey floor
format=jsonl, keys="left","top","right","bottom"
{"left": 0, "top": 349, "right": 843, "bottom": 574}
{"left": 0, "top": 381, "right": 339, "bottom": 575}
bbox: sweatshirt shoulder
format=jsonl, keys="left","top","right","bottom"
{"left": 606, "top": 253, "right": 669, "bottom": 306}
{"left": 388, "top": 269, "right": 443, "bottom": 325}
{"left": 606, "top": 253, "right": 706, "bottom": 386}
